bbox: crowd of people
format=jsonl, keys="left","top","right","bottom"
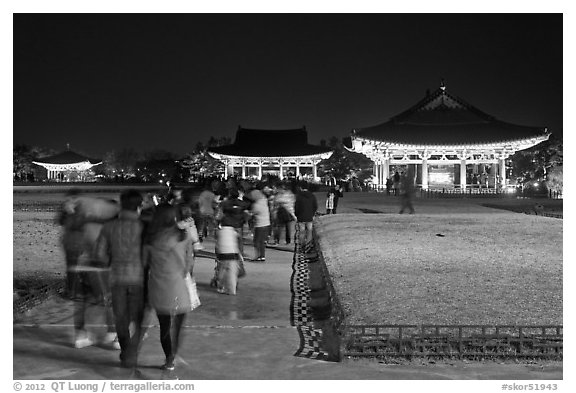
{"left": 57, "top": 177, "right": 325, "bottom": 374}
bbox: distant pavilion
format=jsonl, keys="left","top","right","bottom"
{"left": 207, "top": 126, "right": 333, "bottom": 180}
{"left": 347, "top": 85, "right": 550, "bottom": 190}
{"left": 33, "top": 149, "right": 102, "bottom": 182}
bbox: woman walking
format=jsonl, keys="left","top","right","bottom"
{"left": 143, "top": 204, "right": 201, "bottom": 371}
{"left": 249, "top": 188, "right": 270, "bottom": 261}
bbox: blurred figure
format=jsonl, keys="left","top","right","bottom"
{"left": 249, "top": 188, "right": 270, "bottom": 262}
{"left": 196, "top": 182, "right": 217, "bottom": 241}
{"left": 95, "top": 190, "right": 146, "bottom": 370}
{"left": 218, "top": 187, "right": 250, "bottom": 257}
{"left": 294, "top": 181, "right": 318, "bottom": 246}
{"left": 58, "top": 189, "right": 119, "bottom": 349}
{"left": 214, "top": 226, "right": 243, "bottom": 295}
{"left": 325, "top": 186, "right": 343, "bottom": 214}
{"left": 386, "top": 178, "right": 393, "bottom": 196}
{"left": 167, "top": 187, "right": 184, "bottom": 206}
{"left": 332, "top": 184, "right": 343, "bottom": 213}
{"left": 351, "top": 176, "right": 361, "bottom": 192}
{"left": 272, "top": 182, "right": 296, "bottom": 245}
{"left": 398, "top": 172, "right": 416, "bottom": 214}
{"left": 178, "top": 188, "right": 201, "bottom": 245}
{"left": 143, "top": 204, "right": 201, "bottom": 371}
{"left": 393, "top": 171, "right": 401, "bottom": 196}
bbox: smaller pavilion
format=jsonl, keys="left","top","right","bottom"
{"left": 33, "top": 148, "right": 102, "bottom": 182}
{"left": 207, "top": 126, "right": 333, "bottom": 180}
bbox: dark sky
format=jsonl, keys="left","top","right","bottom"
{"left": 13, "top": 13, "right": 563, "bottom": 158}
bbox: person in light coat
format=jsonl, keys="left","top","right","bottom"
{"left": 142, "top": 204, "right": 202, "bottom": 371}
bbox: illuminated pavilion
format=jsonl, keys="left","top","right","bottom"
{"left": 207, "top": 126, "right": 333, "bottom": 180}
{"left": 32, "top": 149, "right": 102, "bottom": 182}
{"left": 347, "top": 85, "right": 550, "bottom": 190}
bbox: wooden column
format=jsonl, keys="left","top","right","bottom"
{"left": 312, "top": 161, "right": 318, "bottom": 181}
{"left": 499, "top": 157, "right": 507, "bottom": 187}
{"left": 258, "top": 161, "right": 263, "bottom": 180}
{"left": 279, "top": 163, "right": 283, "bottom": 179}
{"left": 490, "top": 163, "right": 497, "bottom": 188}
{"left": 383, "top": 158, "right": 390, "bottom": 183}
{"left": 422, "top": 159, "right": 429, "bottom": 190}
{"left": 460, "top": 160, "right": 467, "bottom": 189}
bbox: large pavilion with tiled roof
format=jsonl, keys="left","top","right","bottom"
{"left": 32, "top": 148, "right": 102, "bottom": 182}
{"left": 347, "top": 84, "right": 550, "bottom": 190}
{"left": 207, "top": 126, "right": 333, "bottom": 180}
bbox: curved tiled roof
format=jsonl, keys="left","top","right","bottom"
{"left": 208, "top": 127, "right": 333, "bottom": 157}
{"left": 353, "top": 88, "right": 547, "bottom": 145}
{"left": 33, "top": 150, "right": 101, "bottom": 164}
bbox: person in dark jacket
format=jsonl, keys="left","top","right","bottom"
{"left": 95, "top": 189, "right": 145, "bottom": 370}
{"left": 332, "top": 185, "right": 343, "bottom": 214}
{"left": 294, "top": 181, "right": 318, "bottom": 245}
{"left": 399, "top": 172, "right": 416, "bottom": 214}
{"left": 218, "top": 187, "right": 250, "bottom": 256}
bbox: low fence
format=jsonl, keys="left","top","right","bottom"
{"left": 366, "top": 184, "right": 562, "bottom": 199}
{"left": 13, "top": 278, "right": 66, "bottom": 317}
{"left": 344, "top": 325, "right": 562, "bottom": 359}
{"left": 13, "top": 201, "right": 61, "bottom": 212}
{"left": 420, "top": 188, "right": 562, "bottom": 200}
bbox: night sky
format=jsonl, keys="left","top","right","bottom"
{"left": 13, "top": 13, "right": 563, "bottom": 158}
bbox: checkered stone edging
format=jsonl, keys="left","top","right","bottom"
{"left": 290, "top": 226, "right": 329, "bottom": 360}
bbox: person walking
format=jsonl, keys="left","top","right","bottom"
{"left": 294, "top": 181, "right": 318, "bottom": 246}
{"left": 332, "top": 184, "right": 343, "bottom": 213}
{"left": 272, "top": 182, "right": 297, "bottom": 245}
{"left": 249, "top": 188, "right": 271, "bottom": 261}
{"left": 142, "top": 204, "right": 201, "bottom": 371}
{"left": 59, "top": 190, "right": 119, "bottom": 349}
{"left": 218, "top": 187, "right": 250, "bottom": 257}
{"left": 399, "top": 172, "right": 416, "bottom": 214}
{"left": 385, "top": 178, "right": 393, "bottom": 196}
{"left": 325, "top": 187, "right": 335, "bottom": 214}
{"left": 95, "top": 189, "right": 146, "bottom": 370}
{"left": 214, "top": 225, "right": 244, "bottom": 295}
{"left": 196, "top": 183, "right": 217, "bottom": 242}
{"left": 325, "top": 185, "right": 343, "bottom": 214}
{"left": 393, "top": 171, "right": 401, "bottom": 196}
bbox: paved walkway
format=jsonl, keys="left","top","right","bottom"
{"left": 13, "top": 236, "right": 562, "bottom": 380}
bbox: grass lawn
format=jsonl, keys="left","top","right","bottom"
{"left": 315, "top": 207, "right": 562, "bottom": 326}
{"left": 13, "top": 212, "right": 66, "bottom": 290}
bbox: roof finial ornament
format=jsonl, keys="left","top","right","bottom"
{"left": 66, "top": 143, "right": 70, "bottom": 151}
{"left": 440, "top": 78, "right": 446, "bottom": 92}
